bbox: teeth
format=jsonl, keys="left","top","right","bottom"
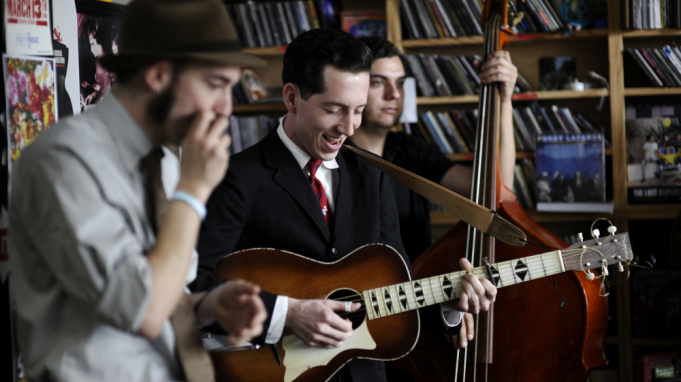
{"left": 325, "top": 136, "right": 341, "bottom": 144}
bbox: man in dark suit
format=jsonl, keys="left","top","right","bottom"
{"left": 192, "top": 29, "right": 497, "bottom": 382}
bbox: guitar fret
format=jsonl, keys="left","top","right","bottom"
{"left": 388, "top": 284, "right": 402, "bottom": 314}
{"left": 402, "top": 282, "right": 416, "bottom": 311}
{"left": 363, "top": 291, "right": 375, "bottom": 320}
{"left": 374, "top": 287, "right": 389, "bottom": 318}
{"left": 428, "top": 277, "right": 444, "bottom": 304}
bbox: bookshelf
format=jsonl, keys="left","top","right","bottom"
{"left": 229, "top": 0, "right": 681, "bottom": 380}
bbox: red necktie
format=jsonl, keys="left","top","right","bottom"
{"left": 307, "top": 158, "right": 331, "bottom": 226}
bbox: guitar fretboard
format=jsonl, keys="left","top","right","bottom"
{"left": 362, "top": 250, "right": 566, "bottom": 320}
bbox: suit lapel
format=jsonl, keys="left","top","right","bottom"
{"left": 263, "top": 131, "right": 331, "bottom": 241}
{"left": 332, "top": 152, "right": 358, "bottom": 242}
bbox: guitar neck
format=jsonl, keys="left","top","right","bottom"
{"left": 362, "top": 250, "right": 566, "bottom": 320}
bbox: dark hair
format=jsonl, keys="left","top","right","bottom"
{"left": 647, "top": 134, "right": 655, "bottom": 141}
{"left": 357, "top": 37, "right": 400, "bottom": 60}
{"left": 282, "top": 28, "right": 372, "bottom": 100}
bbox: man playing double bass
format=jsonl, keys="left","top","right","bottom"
{"left": 193, "top": 29, "right": 497, "bottom": 382}
{"left": 346, "top": 38, "right": 518, "bottom": 352}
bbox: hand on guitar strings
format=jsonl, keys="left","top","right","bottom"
{"left": 448, "top": 312, "right": 475, "bottom": 349}
{"left": 474, "top": 50, "right": 518, "bottom": 103}
{"left": 446, "top": 258, "right": 497, "bottom": 314}
{"left": 285, "top": 298, "right": 362, "bottom": 348}
{"left": 194, "top": 279, "right": 267, "bottom": 346}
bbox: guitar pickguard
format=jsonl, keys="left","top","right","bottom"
{"left": 282, "top": 320, "right": 376, "bottom": 382}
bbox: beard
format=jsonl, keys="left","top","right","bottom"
{"left": 147, "top": 86, "right": 175, "bottom": 126}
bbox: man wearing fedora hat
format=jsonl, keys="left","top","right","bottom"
{"left": 9, "top": 0, "right": 267, "bottom": 381}
{"left": 193, "top": 28, "right": 497, "bottom": 382}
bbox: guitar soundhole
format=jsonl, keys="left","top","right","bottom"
{"left": 327, "top": 289, "right": 366, "bottom": 330}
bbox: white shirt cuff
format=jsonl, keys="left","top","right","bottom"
{"left": 441, "top": 303, "right": 464, "bottom": 327}
{"left": 265, "top": 295, "right": 288, "bottom": 344}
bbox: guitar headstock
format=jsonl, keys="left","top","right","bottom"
{"left": 563, "top": 233, "right": 633, "bottom": 272}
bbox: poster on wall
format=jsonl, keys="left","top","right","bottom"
{"left": 76, "top": 1, "right": 122, "bottom": 112}
{"left": 3, "top": 54, "right": 58, "bottom": 168}
{"left": 52, "top": 0, "right": 80, "bottom": 119}
{"left": 4, "top": 0, "right": 54, "bottom": 56}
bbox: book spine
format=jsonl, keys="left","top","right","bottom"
{"left": 295, "top": 1, "right": 312, "bottom": 32}
{"left": 284, "top": 2, "right": 301, "bottom": 38}
{"left": 458, "top": 0, "right": 483, "bottom": 34}
{"left": 276, "top": 3, "right": 293, "bottom": 44}
{"left": 237, "top": 4, "right": 257, "bottom": 48}
{"left": 437, "top": 112, "right": 466, "bottom": 152}
{"left": 651, "top": 48, "right": 681, "bottom": 85}
{"left": 399, "top": 0, "right": 423, "bottom": 39}
{"left": 641, "top": 48, "right": 674, "bottom": 85}
{"left": 431, "top": 0, "right": 457, "bottom": 37}
{"left": 306, "top": 0, "right": 321, "bottom": 29}
{"left": 551, "top": 105, "right": 571, "bottom": 133}
{"left": 561, "top": 108, "right": 582, "bottom": 133}
{"left": 258, "top": 3, "right": 275, "bottom": 47}
{"left": 410, "top": 0, "right": 439, "bottom": 38}
{"left": 629, "top": 48, "right": 665, "bottom": 87}
{"left": 426, "top": 111, "right": 455, "bottom": 153}
{"left": 539, "top": 107, "right": 558, "bottom": 133}
{"left": 247, "top": 1, "right": 267, "bottom": 47}
{"left": 442, "top": 112, "right": 469, "bottom": 153}
{"left": 421, "top": 0, "right": 445, "bottom": 37}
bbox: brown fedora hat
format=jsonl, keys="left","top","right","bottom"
{"left": 99, "top": 0, "right": 266, "bottom": 72}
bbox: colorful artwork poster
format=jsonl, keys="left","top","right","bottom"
{"left": 3, "top": 54, "right": 58, "bottom": 165}
{"left": 52, "top": 0, "right": 81, "bottom": 118}
{"left": 77, "top": 12, "right": 120, "bottom": 112}
{"left": 4, "top": 0, "right": 54, "bottom": 56}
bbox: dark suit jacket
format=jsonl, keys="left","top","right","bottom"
{"left": 192, "top": 129, "right": 450, "bottom": 382}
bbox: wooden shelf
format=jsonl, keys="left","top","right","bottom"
{"left": 241, "top": 46, "right": 287, "bottom": 56}
{"left": 417, "top": 89, "right": 609, "bottom": 105}
{"left": 401, "top": 29, "right": 608, "bottom": 48}
{"left": 624, "top": 87, "right": 681, "bottom": 97}
{"left": 622, "top": 29, "right": 681, "bottom": 38}
{"left": 625, "top": 204, "right": 681, "bottom": 220}
{"left": 233, "top": 103, "right": 287, "bottom": 113}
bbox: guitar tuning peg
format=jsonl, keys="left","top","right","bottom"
{"left": 586, "top": 270, "right": 595, "bottom": 280}
{"left": 607, "top": 226, "right": 617, "bottom": 236}
{"left": 618, "top": 263, "right": 624, "bottom": 273}
{"left": 593, "top": 229, "right": 600, "bottom": 239}
{"left": 577, "top": 232, "right": 583, "bottom": 242}
{"left": 601, "top": 264, "right": 609, "bottom": 276}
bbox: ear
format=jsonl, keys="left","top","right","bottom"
{"left": 283, "top": 83, "right": 299, "bottom": 114}
{"left": 144, "top": 61, "right": 174, "bottom": 93}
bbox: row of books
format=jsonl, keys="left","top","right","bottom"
{"left": 623, "top": 0, "right": 681, "bottom": 29}
{"left": 229, "top": 115, "right": 279, "bottom": 154}
{"left": 405, "top": 104, "right": 601, "bottom": 156}
{"left": 402, "top": 53, "right": 532, "bottom": 97}
{"left": 511, "top": 103, "right": 605, "bottom": 151}
{"left": 627, "top": 46, "right": 681, "bottom": 87}
{"left": 514, "top": 158, "right": 538, "bottom": 210}
{"left": 399, "top": 0, "right": 562, "bottom": 40}
{"left": 225, "top": 1, "right": 320, "bottom": 48}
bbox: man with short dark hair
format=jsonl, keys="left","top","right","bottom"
{"left": 347, "top": 37, "right": 517, "bottom": 351}
{"left": 9, "top": 0, "right": 266, "bottom": 381}
{"left": 194, "top": 28, "right": 497, "bottom": 382}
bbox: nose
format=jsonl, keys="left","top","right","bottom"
{"left": 214, "top": 91, "right": 233, "bottom": 119}
{"left": 385, "top": 81, "right": 401, "bottom": 100}
{"left": 338, "top": 110, "right": 360, "bottom": 137}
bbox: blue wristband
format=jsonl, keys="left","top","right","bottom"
{"left": 171, "top": 191, "right": 207, "bottom": 220}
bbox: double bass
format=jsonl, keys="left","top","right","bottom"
{"left": 396, "top": 0, "right": 609, "bottom": 380}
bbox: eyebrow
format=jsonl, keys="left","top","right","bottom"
{"left": 206, "top": 74, "right": 233, "bottom": 85}
{"left": 320, "top": 102, "right": 366, "bottom": 108}
{"left": 370, "top": 74, "right": 408, "bottom": 81}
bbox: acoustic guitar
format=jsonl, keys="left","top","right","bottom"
{"left": 210, "top": 232, "right": 632, "bottom": 382}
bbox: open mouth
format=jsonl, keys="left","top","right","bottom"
{"left": 324, "top": 134, "right": 343, "bottom": 147}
